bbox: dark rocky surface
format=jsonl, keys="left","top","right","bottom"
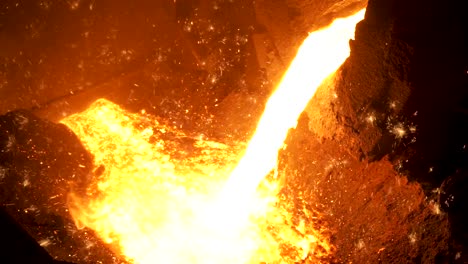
{"left": 288, "top": 0, "right": 468, "bottom": 262}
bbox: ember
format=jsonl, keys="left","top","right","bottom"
{"left": 60, "top": 9, "right": 365, "bottom": 264}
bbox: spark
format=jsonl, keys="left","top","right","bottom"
{"left": 429, "top": 200, "right": 442, "bottom": 215}
{"left": 23, "top": 179, "right": 30, "bottom": 187}
{"left": 366, "top": 113, "right": 376, "bottom": 124}
{"left": 68, "top": 0, "right": 80, "bottom": 10}
{"left": 0, "top": 167, "right": 6, "bottom": 180}
{"left": 61, "top": 9, "right": 366, "bottom": 264}
{"left": 408, "top": 232, "right": 417, "bottom": 244}
{"left": 39, "top": 239, "right": 52, "bottom": 247}
{"left": 392, "top": 123, "right": 406, "bottom": 138}
{"left": 356, "top": 239, "right": 365, "bottom": 250}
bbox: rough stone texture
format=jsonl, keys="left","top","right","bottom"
{"left": 279, "top": 114, "right": 451, "bottom": 263}
{"left": 286, "top": 0, "right": 468, "bottom": 262}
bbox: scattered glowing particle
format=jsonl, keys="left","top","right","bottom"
{"left": 0, "top": 167, "right": 6, "bottom": 180}
{"left": 356, "top": 239, "right": 365, "bottom": 250}
{"left": 60, "top": 8, "right": 367, "bottom": 264}
{"left": 392, "top": 123, "right": 406, "bottom": 138}
{"left": 39, "top": 239, "right": 52, "bottom": 247}
{"left": 429, "top": 200, "right": 441, "bottom": 215}
{"left": 408, "top": 232, "right": 417, "bottom": 244}
{"left": 210, "top": 75, "right": 218, "bottom": 84}
{"left": 23, "top": 179, "right": 30, "bottom": 187}
{"left": 68, "top": 0, "right": 80, "bottom": 10}
{"left": 366, "top": 114, "right": 376, "bottom": 124}
{"left": 85, "top": 241, "right": 95, "bottom": 249}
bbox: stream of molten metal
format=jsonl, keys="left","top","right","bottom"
{"left": 61, "top": 9, "right": 365, "bottom": 264}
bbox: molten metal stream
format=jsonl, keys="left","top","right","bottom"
{"left": 221, "top": 9, "right": 366, "bottom": 212}
{"left": 61, "top": 9, "right": 365, "bottom": 264}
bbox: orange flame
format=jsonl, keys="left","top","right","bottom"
{"left": 61, "top": 8, "right": 365, "bottom": 264}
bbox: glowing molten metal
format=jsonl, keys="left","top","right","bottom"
{"left": 61, "top": 9, "right": 365, "bottom": 264}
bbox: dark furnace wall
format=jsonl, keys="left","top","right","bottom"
{"left": 279, "top": 0, "right": 468, "bottom": 262}
{"left": 1, "top": 0, "right": 467, "bottom": 263}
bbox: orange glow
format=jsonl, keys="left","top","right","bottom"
{"left": 61, "top": 8, "right": 365, "bottom": 264}
{"left": 221, "top": 9, "right": 366, "bottom": 211}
